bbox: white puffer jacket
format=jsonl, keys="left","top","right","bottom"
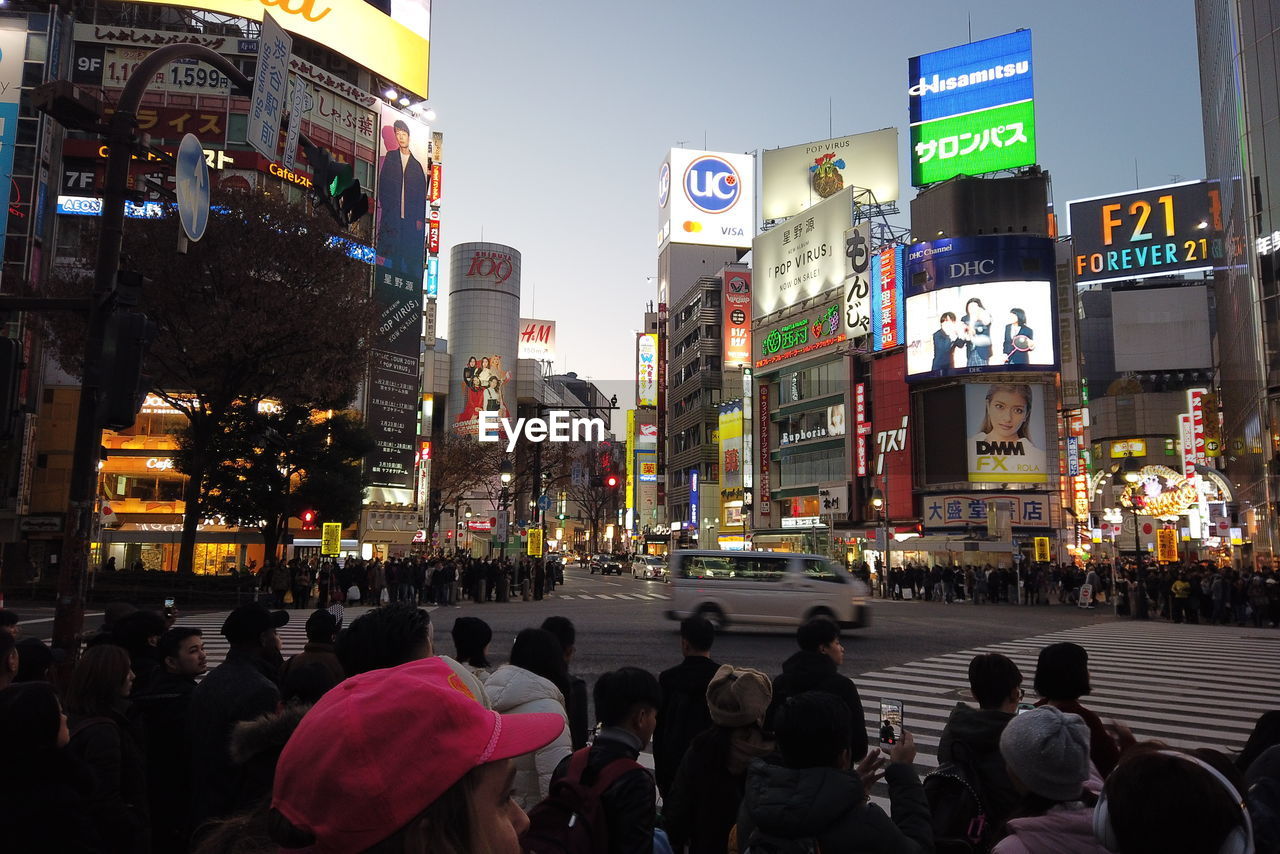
{"left": 483, "top": 664, "right": 571, "bottom": 808}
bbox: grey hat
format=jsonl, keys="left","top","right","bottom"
{"left": 999, "top": 705, "right": 1091, "bottom": 800}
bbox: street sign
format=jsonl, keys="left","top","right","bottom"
{"left": 321, "top": 522, "right": 341, "bottom": 556}
{"left": 247, "top": 12, "right": 291, "bottom": 162}
{"left": 281, "top": 77, "right": 312, "bottom": 172}
{"left": 1033, "top": 536, "right": 1050, "bottom": 563}
{"left": 538, "top": 494, "right": 552, "bottom": 511}
{"left": 1156, "top": 528, "right": 1178, "bottom": 562}
{"left": 495, "top": 511, "right": 509, "bottom": 543}
{"left": 527, "top": 528, "right": 543, "bottom": 557}
{"left": 175, "top": 133, "right": 210, "bottom": 241}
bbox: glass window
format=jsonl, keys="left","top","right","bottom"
{"left": 681, "top": 554, "right": 733, "bottom": 579}
{"left": 803, "top": 559, "right": 843, "bottom": 583}
{"left": 732, "top": 556, "right": 786, "bottom": 581}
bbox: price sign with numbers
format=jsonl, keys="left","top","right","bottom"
{"left": 102, "top": 47, "right": 231, "bottom": 94}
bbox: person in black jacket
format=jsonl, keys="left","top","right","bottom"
{"left": 542, "top": 615, "right": 591, "bottom": 749}
{"left": 0, "top": 682, "right": 103, "bottom": 853}
{"left": 551, "top": 667, "right": 661, "bottom": 854}
{"left": 376, "top": 118, "right": 428, "bottom": 277}
{"left": 653, "top": 615, "right": 721, "bottom": 798}
{"left": 132, "top": 627, "right": 207, "bottom": 854}
{"left": 765, "top": 616, "right": 868, "bottom": 760}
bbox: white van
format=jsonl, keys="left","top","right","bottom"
{"left": 666, "top": 550, "right": 870, "bottom": 630}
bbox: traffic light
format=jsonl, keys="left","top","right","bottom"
{"left": 98, "top": 308, "right": 155, "bottom": 431}
{"left": 604, "top": 473, "right": 620, "bottom": 489}
{"left": 303, "top": 141, "right": 369, "bottom": 227}
{"left": 301, "top": 509, "right": 317, "bottom": 530}
{"left": 0, "top": 337, "right": 21, "bottom": 441}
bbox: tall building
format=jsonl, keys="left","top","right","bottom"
{"left": 1196, "top": 0, "right": 1280, "bottom": 557}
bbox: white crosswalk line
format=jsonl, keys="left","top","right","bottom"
{"left": 855, "top": 620, "right": 1280, "bottom": 810}
{"left": 593, "top": 594, "right": 614, "bottom": 600}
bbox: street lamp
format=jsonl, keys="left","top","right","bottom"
{"left": 495, "top": 458, "right": 513, "bottom": 557}
{"left": 870, "top": 487, "right": 888, "bottom": 595}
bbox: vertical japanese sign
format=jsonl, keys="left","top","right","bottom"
{"left": 0, "top": 29, "right": 27, "bottom": 246}
{"left": 429, "top": 162, "right": 442, "bottom": 203}
{"left": 321, "top": 522, "right": 342, "bottom": 556}
{"left": 247, "top": 13, "right": 291, "bottom": 162}
{"left": 1033, "top": 536, "right": 1050, "bottom": 563}
{"left": 1156, "top": 528, "right": 1178, "bottom": 563}
{"left": 527, "top": 528, "right": 543, "bottom": 558}
{"left": 855, "top": 383, "right": 869, "bottom": 477}
{"left": 426, "top": 255, "right": 439, "bottom": 299}
{"left": 689, "top": 470, "right": 700, "bottom": 528}
{"left": 758, "top": 383, "right": 772, "bottom": 517}
{"left": 1179, "top": 413, "right": 1197, "bottom": 478}
{"left": 637, "top": 333, "right": 658, "bottom": 406}
{"left": 1188, "top": 388, "right": 1209, "bottom": 467}
{"left": 281, "top": 76, "right": 311, "bottom": 171}
{"left": 844, "top": 224, "right": 872, "bottom": 340}
{"left": 870, "top": 244, "right": 905, "bottom": 350}
{"left": 723, "top": 270, "right": 752, "bottom": 368}
{"left": 366, "top": 103, "right": 430, "bottom": 500}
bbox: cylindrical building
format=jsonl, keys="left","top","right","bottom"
{"left": 448, "top": 242, "right": 522, "bottom": 433}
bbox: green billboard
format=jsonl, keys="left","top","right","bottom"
{"left": 910, "top": 100, "right": 1037, "bottom": 186}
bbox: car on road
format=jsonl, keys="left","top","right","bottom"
{"left": 631, "top": 555, "right": 667, "bottom": 581}
{"left": 666, "top": 550, "right": 870, "bottom": 630}
{"left": 589, "top": 553, "right": 625, "bottom": 575}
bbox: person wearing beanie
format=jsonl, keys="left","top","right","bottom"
{"left": 1033, "top": 641, "right": 1134, "bottom": 776}
{"left": 992, "top": 705, "right": 1109, "bottom": 853}
{"left": 665, "top": 665, "right": 775, "bottom": 853}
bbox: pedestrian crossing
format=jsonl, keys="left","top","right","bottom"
{"left": 852, "top": 620, "right": 1280, "bottom": 807}
{"left": 556, "top": 591, "right": 671, "bottom": 601}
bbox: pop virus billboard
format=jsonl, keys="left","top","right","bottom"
{"left": 658, "top": 148, "right": 755, "bottom": 250}
{"left": 760, "top": 128, "right": 900, "bottom": 221}
{"left": 908, "top": 30, "right": 1035, "bottom": 186}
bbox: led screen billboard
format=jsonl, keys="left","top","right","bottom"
{"left": 658, "top": 148, "right": 755, "bottom": 250}
{"left": 908, "top": 30, "right": 1035, "bottom": 186}
{"left": 964, "top": 382, "right": 1049, "bottom": 483}
{"left": 637, "top": 333, "right": 658, "bottom": 407}
{"left": 871, "top": 244, "right": 905, "bottom": 351}
{"left": 1067, "top": 180, "right": 1224, "bottom": 285}
{"left": 761, "top": 128, "right": 899, "bottom": 220}
{"left": 904, "top": 235, "right": 1056, "bottom": 380}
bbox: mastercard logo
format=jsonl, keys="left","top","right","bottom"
{"left": 682, "top": 221, "right": 703, "bottom": 233}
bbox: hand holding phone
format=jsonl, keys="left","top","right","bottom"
{"left": 879, "top": 698, "right": 904, "bottom": 748}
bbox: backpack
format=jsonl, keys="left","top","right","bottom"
{"left": 923, "top": 756, "right": 993, "bottom": 854}
{"left": 741, "top": 827, "right": 821, "bottom": 853}
{"left": 520, "top": 748, "right": 643, "bottom": 854}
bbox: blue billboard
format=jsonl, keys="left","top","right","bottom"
{"left": 908, "top": 30, "right": 1033, "bottom": 125}
{"left": 871, "top": 243, "right": 906, "bottom": 351}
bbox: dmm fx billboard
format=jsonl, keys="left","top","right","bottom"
{"left": 908, "top": 30, "right": 1035, "bottom": 186}
{"left": 761, "top": 128, "right": 900, "bottom": 221}
{"left": 723, "top": 270, "right": 752, "bottom": 368}
{"left": 966, "top": 382, "right": 1049, "bottom": 483}
{"left": 658, "top": 148, "right": 755, "bottom": 250}
{"left": 1067, "top": 181, "right": 1224, "bottom": 285}
{"left": 904, "top": 235, "right": 1057, "bottom": 380}
{"left": 126, "top": 0, "right": 430, "bottom": 96}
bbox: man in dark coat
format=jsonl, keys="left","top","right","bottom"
{"left": 279, "top": 609, "right": 345, "bottom": 688}
{"left": 765, "top": 616, "right": 868, "bottom": 760}
{"left": 187, "top": 603, "right": 287, "bottom": 835}
{"left": 376, "top": 118, "right": 428, "bottom": 277}
{"left": 551, "top": 667, "right": 661, "bottom": 854}
{"left": 653, "top": 615, "right": 720, "bottom": 798}
{"left": 133, "top": 627, "right": 207, "bottom": 854}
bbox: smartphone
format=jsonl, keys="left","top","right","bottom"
{"left": 879, "top": 698, "right": 904, "bottom": 748}
{"left": 163, "top": 597, "right": 175, "bottom": 609}
{"left": 1016, "top": 702, "right": 1036, "bottom": 715}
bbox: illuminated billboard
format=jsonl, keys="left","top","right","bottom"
{"left": 658, "top": 148, "right": 755, "bottom": 250}
{"left": 965, "top": 382, "right": 1049, "bottom": 483}
{"left": 755, "top": 294, "right": 845, "bottom": 370}
{"left": 637, "top": 333, "right": 658, "bottom": 407}
{"left": 723, "top": 270, "right": 752, "bottom": 368}
{"left": 1067, "top": 181, "right": 1223, "bottom": 285}
{"left": 518, "top": 318, "right": 557, "bottom": 361}
{"left": 908, "top": 30, "right": 1035, "bottom": 186}
{"left": 870, "top": 244, "right": 905, "bottom": 351}
{"left": 753, "top": 186, "right": 853, "bottom": 317}
{"left": 125, "top": 0, "right": 431, "bottom": 96}
{"left": 761, "top": 128, "right": 899, "bottom": 220}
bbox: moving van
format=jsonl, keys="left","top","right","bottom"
{"left": 666, "top": 550, "right": 870, "bottom": 630}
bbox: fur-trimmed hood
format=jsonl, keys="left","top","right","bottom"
{"left": 229, "top": 702, "right": 310, "bottom": 766}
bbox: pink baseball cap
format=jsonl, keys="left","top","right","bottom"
{"left": 272, "top": 657, "right": 564, "bottom": 852}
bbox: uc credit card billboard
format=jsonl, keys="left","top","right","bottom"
{"left": 903, "top": 235, "right": 1057, "bottom": 380}
{"left": 659, "top": 148, "right": 755, "bottom": 250}
{"left": 908, "top": 30, "right": 1036, "bottom": 186}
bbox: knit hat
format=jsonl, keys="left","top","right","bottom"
{"left": 705, "top": 665, "right": 772, "bottom": 728}
{"left": 999, "top": 705, "right": 1091, "bottom": 801}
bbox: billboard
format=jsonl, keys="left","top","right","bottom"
{"left": 658, "top": 148, "right": 755, "bottom": 250}
{"left": 1068, "top": 181, "right": 1224, "bottom": 284}
{"left": 723, "top": 269, "right": 752, "bottom": 368}
{"left": 637, "top": 333, "right": 658, "bottom": 407}
{"left": 366, "top": 103, "right": 429, "bottom": 496}
{"left": 125, "top": 0, "right": 430, "bottom": 96}
{"left": 871, "top": 352, "right": 912, "bottom": 518}
{"left": 908, "top": 30, "right": 1035, "bottom": 186}
{"left": 904, "top": 235, "right": 1057, "bottom": 380}
{"left": 753, "top": 186, "right": 853, "bottom": 317}
{"left": 922, "top": 493, "right": 1052, "bottom": 529}
{"left": 755, "top": 294, "right": 845, "bottom": 370}
{"left": 718, "top": 401, "right": 744, "bottom": 528}
{"left": 1110, "top": 286, "right": 1212, "bottom": 371}
{"left": 761, "top": 128, "right": 899, "bottom": 220}
{"left": 0, "top": 29, "right": 24, "bottom": 246}
{"left": 518, "top": 318, "right": 556, "bottom": 361}
{"left": 871, "top": 244, "right": 905, "bottom": 351}
{"left": 447, "top": 243, "right": 520, "bottom": 435}
{"left": 965, "top": 383, "right": 1049, "bottom": 483}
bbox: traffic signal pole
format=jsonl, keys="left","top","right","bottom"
{"left": 50, "top": 46, "right": 255, "bottom": 664}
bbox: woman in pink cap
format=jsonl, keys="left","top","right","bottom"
{"left": 263, "top": 656, "right": 564, "bottom": 853}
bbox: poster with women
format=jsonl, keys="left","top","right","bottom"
{"left": 454, "top": 354, "right": 511, "bottom": 431}
{"left": 965, "top": 383, "right": 1048, "bottom": 483}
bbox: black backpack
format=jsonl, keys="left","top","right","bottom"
{"left": 923, "top": 756, "right": 993, "bottom": 854}
{"left": 741, "top": 827, "right": 821, "bottom": 854}
{"left": 521, "top": 748, "right": 644, "bottom": 854}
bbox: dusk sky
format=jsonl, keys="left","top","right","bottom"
{"left": 426, "top": 0, "right": 1205, "bottom": 429}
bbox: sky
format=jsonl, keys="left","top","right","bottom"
{"left": 425, "top": 0, "right": 1206, "bottom": 431}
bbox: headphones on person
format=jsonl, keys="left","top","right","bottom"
{"left": 1092, "top": 750, "right": 1254, "bottom": 854}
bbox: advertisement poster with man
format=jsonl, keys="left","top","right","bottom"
{"left": 905, "top": 280, "right": 1055, "bottom": 378}
{"left": 966, "top": 383, "right": 1048, "bottom": 483}
{"left": 366, "top": 103, "right": 429, "bottom": 498}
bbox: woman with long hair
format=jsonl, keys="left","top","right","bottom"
{"left": 976, "top": 384, "right": 1035, "bottom": 444}
{"left": 1002, "top": 307, "right": 1036, "bottom": 365}
{"left": 65, "top": 643, "right": 150, "bottom": 853}
{"left": 483, "top": 628, "right": 573, "bottom": 808}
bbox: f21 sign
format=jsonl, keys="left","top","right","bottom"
{"left": 1068, "top": 180, "right": 1224, "bottom": 285}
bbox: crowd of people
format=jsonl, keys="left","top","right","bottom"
{"left": 0, "top": 600, "right": 1276, "bottom": 853}
{"left": 873, "top": 558, "right": 1280, "bottom": 625}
